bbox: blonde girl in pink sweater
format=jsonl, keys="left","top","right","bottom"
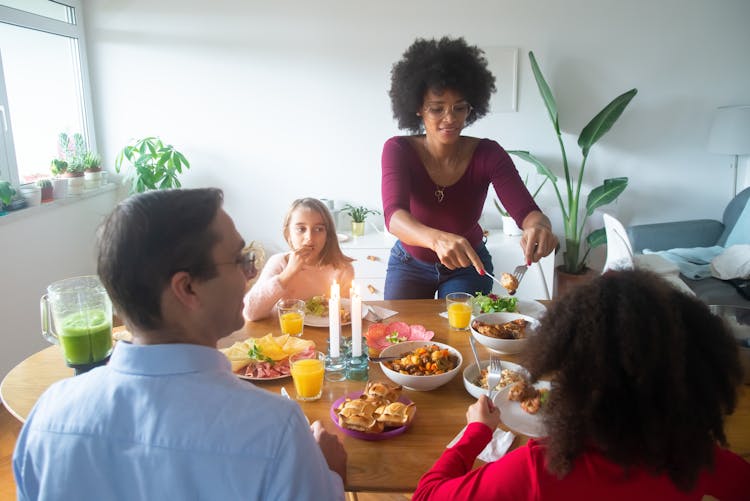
{"left": 243, "top": 198, "right": 354, "bottom": 321}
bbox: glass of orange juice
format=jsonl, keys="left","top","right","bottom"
{"left": 290, "top": 351, "right": 325, "bottom": 401}
{"left": 277, "top": 299, "right": 305, "bottom": 337}
{"left": 446, "top": 292, "right": 473, "bottom": 330}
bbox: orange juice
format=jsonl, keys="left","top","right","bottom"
{"left": 290, "top": 356, "right": 325, "bottom": 401}
{"left": 447, "top": 302, "right": 472, "bottom": 329}
{"left": 280, "top": 312, "right": 304, "bottom": 336}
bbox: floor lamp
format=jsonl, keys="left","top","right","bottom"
{"left": 708, "top": 105, "right": 750, "bottom": 197}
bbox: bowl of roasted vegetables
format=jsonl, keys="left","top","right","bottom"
{"left": 470, "top": 312, "right": 539, "bottom": 355}
{"left": 379, "top": 341, "right": 462, "bottom": 391}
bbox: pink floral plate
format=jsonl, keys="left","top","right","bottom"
{"left": 364, "top": 322, "right": 435, "bottom": 354}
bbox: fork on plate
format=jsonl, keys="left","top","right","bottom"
{"left": 486, "top": 355, "right": 503, "bottom": 402}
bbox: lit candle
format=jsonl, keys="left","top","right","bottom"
{"left": 350, "top": 283, "right": 362, "bottom": 357}
{"left": 329, "top": 280, "right": 340, "bottom": 358}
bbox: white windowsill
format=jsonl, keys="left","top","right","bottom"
{"left": 0, "top": 182, "right": 119, "bottom": 227}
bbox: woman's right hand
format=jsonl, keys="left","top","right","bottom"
{"left": 433, "top": 232, "right": 484, "bottom": 273}
{"left": 466, "top": 395, "right": 501, "bottom": 429}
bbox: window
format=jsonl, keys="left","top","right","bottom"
{"left": 0, "top": 1, "right": 96, "bottom": 185}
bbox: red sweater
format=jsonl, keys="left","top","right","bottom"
{"left": 414, "top": 423, "right": 750, "bottom": 501}
{"left": 381, "top": 136, "right": 539, "bottom": 263}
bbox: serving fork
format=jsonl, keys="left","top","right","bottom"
{"left": 486, "top": 355, "right": 503, "bottom": 402}
{"left": 508, "top": 265, "right": 528, "bottom": 295}
{"left": 484, "top": 265, "right": 528, "bottom": 295}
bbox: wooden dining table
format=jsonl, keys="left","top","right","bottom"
{"left": 2, "top": 299, "right": 749, "bottom": 494}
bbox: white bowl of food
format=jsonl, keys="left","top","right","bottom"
{"left": 379, "top": 341, "right": 463, "bottom": 391}
{"left": 462, "top": 360, "right": 529, "bottom": 399}
{"left": 470, "top": 312, "right": 539, "bottom": 355}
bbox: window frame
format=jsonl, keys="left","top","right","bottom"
{"left": 0, "top": 1, "right": 97, "bottom": 186}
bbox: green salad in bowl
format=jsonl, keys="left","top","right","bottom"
{"left": 472, "top": 293, "right": 518, "bottom": 313}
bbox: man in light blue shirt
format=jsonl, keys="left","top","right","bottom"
{"left": 13, "top": 188, "right": 347, "bottom": 500}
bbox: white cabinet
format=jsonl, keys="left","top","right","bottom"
{"left": 341, "top": 230, "right": 555, "bottom": 300}
{"left": 340, "top": 232, "right": 395, "bottom": 300}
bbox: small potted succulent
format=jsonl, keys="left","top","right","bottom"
{"left": 36, "top": 178, "right": 54, "bottom": 202}
{"left": 52, "top": 132, "right": 88, "bottom": 196}
{"left": 342, "top": 204, "right": 381, "bottom": 237}
{"left": 50, "top": 158, "right": 69, "bottom": 199}
{"left": 64, "top": 160, "right": 85, "bottom": 196}
{"left": 83, "top": 151, "right": 103, "bottom": 189}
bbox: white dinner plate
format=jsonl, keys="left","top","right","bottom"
{"left": 493, "top": 380, "right": 551, "bottom": 438}
{"left": 462, "top": 360, "right": 528, "bottom": 399}
{"left": 304, "top": 298, "right": 368, "bottom": 327}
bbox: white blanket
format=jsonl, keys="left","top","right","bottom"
{"left": 643, "top": 246, "right": 724, "bottom": 280}
{"left": 711, "top": 244, "right": 750, "bottom": 280}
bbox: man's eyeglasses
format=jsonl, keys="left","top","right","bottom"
{"left": 422, "top": 102, "right": 473, "bottom": 120}
{"left": 216, "top": 249, "right": 257, "bottom": 278}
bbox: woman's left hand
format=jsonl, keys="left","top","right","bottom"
{"left": 520, "top": 211, "right": 558, "bottom": 265}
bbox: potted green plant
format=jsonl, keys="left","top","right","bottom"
{"left": 36, "top": 179, "right": 54, "bottom": 202}
{"left": 493, "top": 174, "right": 548, "bottom": 236}
{"left": 83, "top": 151, "right": 103, "bottom": 189}
{"left": 508, "top": 51, "right": 637, "bottom": 275}
{"left": 55, "top": 132, "right": 86, "bottom": 195}
{"left": 115, "top": 136, "right": 191, "bottom": 193}
{"left": 0, "top": 180, "right": 14, "bottom": 207}
{"left": 342, "top": 204, "right": 381, "bottom": 237}
{"left": 64, "top": 160, "right": 85, "bottom": 196}
{"left": 49, "top": 159, "right": 68, "bottom": 199}
{"left": 50, "top": 158, "right": 68, "bottom": 176}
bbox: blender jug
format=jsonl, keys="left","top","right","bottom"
{"left": 41, "top": 275, "right": 113, "bottom": 374}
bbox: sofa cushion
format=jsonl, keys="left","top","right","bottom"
{"left": 683, "top": 276, "right": 749, "bottom": 308}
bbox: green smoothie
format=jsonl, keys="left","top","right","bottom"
{"left": 59, "top": 309, "right": 112, "bottom": 365}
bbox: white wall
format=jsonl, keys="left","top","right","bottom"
{"left": 82, "top": 0, "right": 750, "bottom": 256}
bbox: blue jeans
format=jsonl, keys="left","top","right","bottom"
{"left": 384, "top": 241, "right": 494, "bottom": 299}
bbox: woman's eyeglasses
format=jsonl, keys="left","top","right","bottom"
{"left": 422, "top": 102, "right": 473, "bottom": 120}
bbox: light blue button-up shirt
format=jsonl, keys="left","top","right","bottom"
{"left": 13, "top": 342, "right": 344, "bottom": 501}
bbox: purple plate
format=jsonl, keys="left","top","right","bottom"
{"left": 330, "top": 391, "right": 415, "bottom": 441}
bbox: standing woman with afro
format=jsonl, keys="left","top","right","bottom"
{"left": 382, "top": 37, "right": 557, "bottom": 299}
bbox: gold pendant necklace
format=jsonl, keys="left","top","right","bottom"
{"left": 424, "top": 138, "right": 462, "bottom": 204}
{"left": 435, "top": 185, "right": 446, "bottom": 203}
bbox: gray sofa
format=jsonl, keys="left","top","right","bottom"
{"left": 627, "top": 187, "right": 750, "bottom": 307}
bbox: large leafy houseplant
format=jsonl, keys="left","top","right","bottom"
{"left": 508, "top": 52, "right": 637, "bottom": 274}
{"left": 115, "top": 137, "right": 191, "bottom": 193}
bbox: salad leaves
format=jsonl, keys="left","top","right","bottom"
{"left": 473, "top": 292, "right": 518, "bottom": 313}
{"left": 304, "top": 295, "right": 328, "bottom": 316}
